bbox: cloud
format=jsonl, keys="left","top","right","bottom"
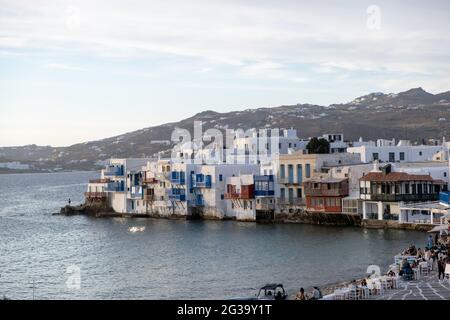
{"left": 46, "top": 63, "right": 85, "bottom": 71}
{"left": 0, "top": 0, "right": 448, "bottom": 81}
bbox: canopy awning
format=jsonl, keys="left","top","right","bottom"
{"left": 428, "top": 225, "right": 450, "bottom": 233}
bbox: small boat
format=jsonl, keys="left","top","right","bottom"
{"left": 228, "top": 284, "right": 288, "bottom": 300}
{"left": 255, "top": 283, "right": 288, "bottom": 300}
{"left": 129, "top": 226, "right": 145, "bottom": 233}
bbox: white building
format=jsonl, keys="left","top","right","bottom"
{"left": 347, "top": 140, "right": 446, "bottom": 163}
{"left": 88, "top": 158, "right": 152, "bottom": 214}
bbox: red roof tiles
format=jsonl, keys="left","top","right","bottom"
{"left": 360, "top": 172, "right": 433, "bottom": 182}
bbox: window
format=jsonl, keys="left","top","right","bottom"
{"left": 280, "top": 188, "right": 285, "bottom": 199}
{"left": 243, "top": 201, "right": 248, "bottom": 210}
{"left": 280, "top": 165, "right": 285, "bottom": 179}
{"left": 297, "top": 164, "right": 303, "bottom": 184}
{"left": 305, "top": 164, "right": 311, "bottom": 178}
{"left": 389, "top": 152, "right": 395, "bottom": 162}
{"left": 399, "top": 152, "right": 405, "bottom": 161}
{"left": 372, "top": 153, "right": 379, "bottom": 161}
{"left": 419, "top": 151, "right": 422, "bottom": 156}
{"left": 405, "top": 184, "right": 410, "bottom": 194}
{"left": 221, "top": 194, "right": 224, "bottom": 200}
{"left": 219, "top": 174, "right": 223, "bottom": 181}
{"left": 444, "top": 172, "right": 447, "bottom": 178}
{"left": 288, "top": 164, "right": 294, "bottom": 183}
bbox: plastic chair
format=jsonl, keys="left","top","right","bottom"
{"left": 420, "top": 262, "right": 429, "bottom": 275}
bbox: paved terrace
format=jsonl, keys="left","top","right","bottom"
{"left": 371, "top": 271, "right": 450, "bottom": 300}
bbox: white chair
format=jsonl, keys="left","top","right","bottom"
{"left": 334, "top": 289, "right": 346, "bottom": 300}
{"left": 379, "top": 277, "right": 389, "bottom": 290}
{"left": 389, "top": 276, "right": 399, "bottom": 289}
{"left": 347, "top": 287, "right": 358, "bottom": 300}
{"left": 366, "top": 280, "right": 376, "bottom": 296}
{"left": 374, "top": 279, "right": 384, "bottom": 295}
{"left": 420, "top": 262, "right": 429, "bottom": 275}
{"left": 358, "top": 286, "right": 369, "bottom": 299}
{"left": 427, "top": 258, "right": 433, "bottom": 271}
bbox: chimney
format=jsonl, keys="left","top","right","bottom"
{"left": 371, "top": 160, "right": 381, "bottom": 172}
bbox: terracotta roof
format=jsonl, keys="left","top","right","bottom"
{"left": 303, "top": 175, "right": 347, "bottom": 183}
{"left": 360, "top": 172, "right": 433, "bottom": 182}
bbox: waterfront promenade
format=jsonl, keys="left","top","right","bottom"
{"left": 371, "top": 271, "right": 450, "bottom": 300}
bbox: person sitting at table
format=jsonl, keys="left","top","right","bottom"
{"left": 417, "top": 248, "right": 423, "bottom": 259}
{"left": 400, "top": 260, "right": 413, "bottom": 279}
{"left": 387, "top": 270, "right": 396, "bottom": 277}
{"left": 360, "top": 279, "right": 367, "bottom": 287}
{"left": 425, "top": 248, "right": 431, "bottom": 261}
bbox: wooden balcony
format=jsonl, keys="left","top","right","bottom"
{"left": 142, "top": 177, "right": 158, "bottom": 184}
{"left": 304, "top": 187, "right": 348, "bottom": 197}
{"left": 89, "top": 179, "right": 110, "bottom": 184}
{"left": 85, "top": 192, "right": 107, "bottom": 200}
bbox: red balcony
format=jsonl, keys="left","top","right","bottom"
{"left": 225, "top": 185, "right": 255, "bottom": 199}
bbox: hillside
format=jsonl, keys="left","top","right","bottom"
{"left": 1, "top": 87, "right": 449, "bottom": 172}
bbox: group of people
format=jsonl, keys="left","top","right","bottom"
{"left": 295, "top": 286, "right": 322, "bottom": 300}
{"left": 399, "top": 238, "right": 449, "bottom": 281}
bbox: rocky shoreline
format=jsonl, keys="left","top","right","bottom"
{"left": 56, "top": 203, "right": 434, "bottom": 232}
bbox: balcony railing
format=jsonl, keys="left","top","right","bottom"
{"left": 368, "top": 193, "right": 438, "bottom": 202}
{"left": 89, "top": 178, "right": 110, "bottom": 184}
{"left": 170, "top": 172, "right": 186, "bottom": 185}
{"left": 255, "top": 175, "right": 274, "bottom": 182}
{"left": 85, "top": 192, "right": 107, "bottom": 199}
{"left": 103, "top": 166, "right": 124, "bottom": 176}
{"left": 304, "top": 188, "right": 348, "bottom": 197}
{"left": 191, "top": 180, "right": 212, "bottom": 188}
{"left": 277, "top": 177, "right": 300, "bottom": 185}
{"left": 105, "top": 185, "right": 125, "bottom": 192}
{"left": 142, "top": 177, "right": 158, "bottom": 184}
{"left": 169, "top": 189, "right": 186, "bottom": 201}
{"left": 277, "top": 197, "right": 305, "bottom": 206}
{"left": 255, "top": 190, "right": 275, "bottom": 197}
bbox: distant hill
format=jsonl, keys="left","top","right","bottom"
{"left": 1, "top": 87, "right": 449, "bottom": 172}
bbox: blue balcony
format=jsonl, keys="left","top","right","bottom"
{"left": 255, "top": 190, "right": 275, "bottom": 197}
{"left": 170, "top": 171, "right": 186, "bottom": 185}
{"left": 254, "top": 175, "right": 275, "bottom": 197}
{"left": 169, "top": 188, "right": 186, "bottom": 201}
{"left": 439, "top": 191, "right": 450, "bottom": 205}
{"left": 104, "top": 165, "right": 124, "bottom": 177}
{"left": 106, "top": 181, "right": 125, "bottom": 192}
{"left": 191, "top": 174, "right": 212, "bottom": 188}
{"left": 255, "top": 175, "right": 274, "bottom": 182}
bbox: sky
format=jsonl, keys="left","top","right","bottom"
{"left": 0, "top": 0, "right": 449, "bottom": 147}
